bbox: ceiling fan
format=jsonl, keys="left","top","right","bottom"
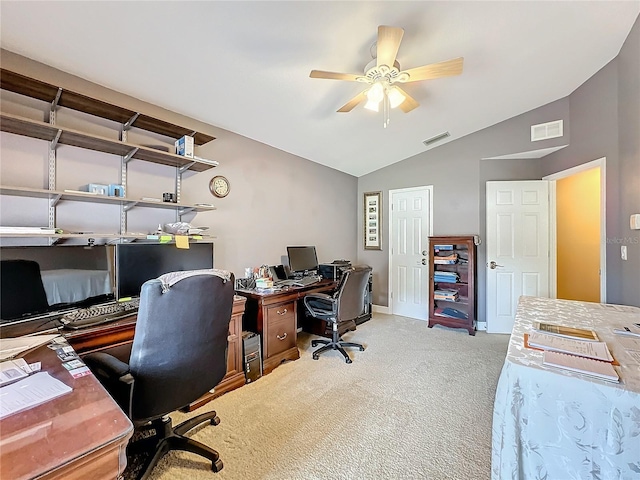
{"left": 310, "top": 25, "right": 464, "bottom": 127}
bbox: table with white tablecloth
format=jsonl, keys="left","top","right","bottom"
{"left": 491, "top": 296, "right": 640, "bottom": 480}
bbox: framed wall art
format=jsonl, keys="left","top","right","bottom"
{"left": 364, "top": 191, "right": 382, "bottom": 250}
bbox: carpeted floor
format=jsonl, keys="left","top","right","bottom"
{"left": 128, "top": 313, "right": 509, "bottom": 480}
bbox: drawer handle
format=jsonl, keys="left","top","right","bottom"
{"left": 276, "top": 308, "right": 288, "bottom": 315}
{"left": 276, "top": 332, "right": 288, "bottom": 341}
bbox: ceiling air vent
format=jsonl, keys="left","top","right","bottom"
{"left": 531, "top": 120, "right": 563, "bottom": 142}
{"left": 423, "top": 132, "right": 450, "bottom": 147}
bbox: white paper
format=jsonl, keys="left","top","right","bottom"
{"left": 528, "top": 332, "right": 613, "bottom": 362}
{"left": 0, "top": 334, "right": 61, "bottom": 361}
{"left": 0, "top": 372, "right": 72, "bottom": 419}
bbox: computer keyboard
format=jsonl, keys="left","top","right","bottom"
{"left": 61, "top": 298, "right": 140, "bottom": 329}
{"left": 275, "top": 276, "right": 320, "bottom": 287}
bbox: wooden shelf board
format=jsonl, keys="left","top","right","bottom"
{"left": 0, "top": 185, "right": 216, "bottom": 211}
{"left": 0, "top": 113, "right": 217, "bottom": 172}
{"left": 1, "top": 69, "right": 215, "bottom": 145}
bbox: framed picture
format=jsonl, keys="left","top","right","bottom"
{"left": 364, "top": 191, "right": 382, "bottom": 250}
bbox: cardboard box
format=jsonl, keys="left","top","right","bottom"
{"left": 175, "top": 135, "right": 194, "bottom": 158}
{"left": 108, "top": 184, "right": 124, "bottom": 197}
{"left": 82, "top": 183, "right": 109, "bottom": 195}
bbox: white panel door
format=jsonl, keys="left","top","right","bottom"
{"left": 486, "top": 181, "right": 549, "bottom": 333}
{"left": 391, "top": 187, "right": 432, "bottom": 320}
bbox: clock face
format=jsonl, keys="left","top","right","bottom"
{"left": 209, "top": 176, "right": 230, "bottom": 198}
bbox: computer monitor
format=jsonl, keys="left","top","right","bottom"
{"left": 286, "top": 246, "right": 319, "bottom": 275}
{"left": 115, "top": 243, "right": 214, "bottom": 299}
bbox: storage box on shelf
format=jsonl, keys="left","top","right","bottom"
{"left": 428, "top": 235, "right": 477, "bottom": 335}
{"left": 0, "top": 69, "right": 218, "bottom": 241}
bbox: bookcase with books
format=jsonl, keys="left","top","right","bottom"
{"left": 428, "top": 235, "right": 477, "bottom": 335}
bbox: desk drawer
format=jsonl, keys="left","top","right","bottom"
{"left": 265, "top": 303, "right": 296, "bottom": 357}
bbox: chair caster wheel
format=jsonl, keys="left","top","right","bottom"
{"left": 345, "top": 358, "right": 352, "bottom": 364}
{"left": 210, "top": 416, "right": 220, "bottom": 426}
{"left": 311, "top": 340, "right": 318, "bottom": 347}
{"left": 212, "top": 459, "right": 223, "bottom": 472}
{"left": 312, "top": 354, "right": 319, "bottom": 360}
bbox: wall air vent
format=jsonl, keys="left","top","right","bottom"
{"left": 423, "top": 131, "right": 450, "bottom": 147}
{"left": 531, "top": 120, "right": 563, "bottom": 142}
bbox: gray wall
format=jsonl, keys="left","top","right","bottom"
{"left": 0, "top": 51, "right": 358, "bottom": 278}
{"left": 358, "top": 98, "right": 569, "bottom": 313}
{"left": 359, "top": 16, "right": 640, "bottom": 311}
{"left": 541, "top": 15, "right": 640, "bottom": 306}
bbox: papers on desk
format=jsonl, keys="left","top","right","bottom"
{"left": 527, "top": 332, "right": 613, "bottom": 362}
{"left": 0, "top": 359, "right": 31, "bottom": 386}
{"left": 534, "top": 322, "right": 599, "bottom": 341}
{"left": 0, "top": 372, "right": 72, "bottom": 419}
{"left": 543, "top": 351, "right": 619, "bottom": 382}
{"left": 0, "top": 334, "right": 61, "bottom": 361}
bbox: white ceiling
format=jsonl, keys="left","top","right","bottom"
{"left": 1, "top": 2, "right": 638, "bottom": 177}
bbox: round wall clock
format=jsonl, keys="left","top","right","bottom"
{"left": 209, "top": 175, "right": 230, "bottom": 198}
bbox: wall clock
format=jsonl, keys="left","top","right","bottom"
{"left": 209, "top": 175, "right": 230, "bottom": 198}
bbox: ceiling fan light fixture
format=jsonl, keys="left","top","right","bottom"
{"left": 387, "top": 87, "right": 406, "bottom": 109}
{"left": 366, "top": 82, "right": 384, "bottom": 102}
{"left": 364, "top": 98, "right": 380, "bottom": 112}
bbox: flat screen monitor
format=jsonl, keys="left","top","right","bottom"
{"left": 115, "top": 243, "right": 214, "bottom": 299}
{"left": 0, "top": 245, "right": 114, "bottom": 323}
{"left": 287, "top": 246, "right": 318, "bottom": 274}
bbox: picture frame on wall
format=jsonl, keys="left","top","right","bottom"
{"left": 364, "top": 191, "right": 382, "bottom": 250}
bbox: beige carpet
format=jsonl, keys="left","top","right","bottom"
{"left": 147, "top": 313, "right": 509, "bottom": 480}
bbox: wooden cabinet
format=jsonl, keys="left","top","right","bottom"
{"left": 0, "top": 68, "right": 217, "bottom": 242}
{"left": 237, "top": 280, "right": 336, "bottom": 374}
{"left": 428, "top": 235, "right": 477, "bottom": 336}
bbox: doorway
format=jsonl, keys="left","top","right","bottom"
{"left": 545, "top": 157, "right": 606, "bottom": 302}
{"left": 389, "top": 186, "right": 433, "bottom": 320}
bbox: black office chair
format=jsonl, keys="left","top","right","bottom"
{"left": 84, "top": 269, "right": 235, "bottom": 480}
{"left": 0, "top": 259, "right": 50, "bottom": 320}
{"left": 303, "top": 265, "right": 372, "bottom": 363}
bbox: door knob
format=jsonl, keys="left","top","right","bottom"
{"left": 421, "top": 258, "right": 427, "bottom": 265}
{"left": 488, "top": 261, "right": 503, "bottom": 269}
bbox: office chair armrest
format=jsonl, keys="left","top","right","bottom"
{"left": 304, "top": 293, "right": 335, "bottom": 318}
{"left": 84, "top": 352, "right": 134, "bottom": 385}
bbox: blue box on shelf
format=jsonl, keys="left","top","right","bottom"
{"left": 108, "top": 184, "right": 124, "bottom": 197}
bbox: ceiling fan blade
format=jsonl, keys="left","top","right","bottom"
{"left": 400, "top": 57, "right": 464, "bottom": 82}
{"left": 395, "top": 87, "right": 419, "bottom": 113}
{"left": 337, "top": 91, "right": 367, "bottom": 113}
{"left": 310, "top": 70, "right": 362, "bottom": 82}
{"left": 377, "top": 25, "right": 404, "bottom": 68}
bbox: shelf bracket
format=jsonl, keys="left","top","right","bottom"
{"left": 178, "top": 161, "right": 196, "bottom": 174}
{"left": 46, "top": 87, "right": 63, "bottom": 125}
{"left": 123, "top": 201, "right": 138, "bottom": 212}
{"left": 49, "top": 193, "right": 62, "bottom": 208}
{"left": 123, "top": 113, "right": 140, "bottom": 131}
{"left": 123, "top": 147, "right": 139, "bottom": 163}
{"left": 50, "top": 129, "right": 62, "bottom": 151}
{"left": 189, "top": 131, "right": 197, "bottom": 138}
{"left": 178, "top": 207, "right": 195, "bottom": 217}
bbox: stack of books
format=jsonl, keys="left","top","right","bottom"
{"left": 434, "top": 271, "right": 459, "bottom": 283}
{"left": 434, "top": 307, "right": 468, "bottom": 319}
{"left": 434, "top": 252, "right": 458, "bottom": 264}
{"left": 255, "top": 278, "right": 274, "bottom": 292}
{"left": 434, "top": 289, "right": 459, "bottom": 302}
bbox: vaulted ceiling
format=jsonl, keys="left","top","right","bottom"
{"left": 1, "top": 2, "right": 638, "bottom": 176}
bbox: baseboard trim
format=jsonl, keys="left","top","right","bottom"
{"left": 372, "top": 304, "right": 391, "bottom": 314}
{"left": 477, "top": 321, "right": 487, "bottom": 331}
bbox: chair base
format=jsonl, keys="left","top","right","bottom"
{"left": 311, "top": 337, "right": 364, "bottom": 363}
{"left": 132, "top": 411, "right": 223, "bottom": 480}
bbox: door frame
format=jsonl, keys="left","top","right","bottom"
{"left": 387, "top": 185, "right": 434, "bottom": 314}
{"left": 543, "top": 157, "right": 607, "bottom": 302}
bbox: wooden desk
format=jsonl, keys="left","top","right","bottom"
{"left": 0, "top": 296, "right": 248, "bottom": 412}
{"left": 236, "top": 280, "right": 336, "bottom": 374}
{"left": 0, "top": 342, "right": 133, "bottom": 480}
